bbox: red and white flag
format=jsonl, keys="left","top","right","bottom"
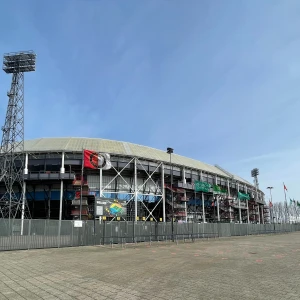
{"left": 83, "top": 150, "right": 111, "bottom": 170}
{"left": 283, "top": 184, "right": 288, "bottom": 192}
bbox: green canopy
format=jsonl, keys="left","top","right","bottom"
{"left": 194, "top": 181, "right": 211, "bottom": 192}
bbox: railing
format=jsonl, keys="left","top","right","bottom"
{"left": 23, "top": 171, "right": 75, "bottom": 181}
{"left": 0, "top": 219, "right": 299, "bottom": 251}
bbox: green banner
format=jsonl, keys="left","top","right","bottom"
{"left": 238, "top": 192, "right": 250, "bottom": 200}
{"left": 213, "top": 185, "right": 227, "bottom": 194}
{"left": 221, "top": 188, "right": 227, "bottom": 194}
{"left": 213, "top": 185, "right": 221, "bottom": 192}
{"left": 194, "top": 181, "right": 211, "bottom": 192}
{"left": 297, "top": 201, "right": 300, "bottom": 207}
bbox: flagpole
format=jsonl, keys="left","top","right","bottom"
{"left": 80, "top": 150, "right": 84, "bottom": 220}
{"left": 194, "top": 189, "right": 196, "bottom": 222}
{"left": 283, "top": 182, "right": 287, "bottom": 223}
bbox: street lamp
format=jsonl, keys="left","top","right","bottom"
{"left": 267, "top": 186, "right": 274, "bottom": 224}
{"left": 167, "top": 147, "right": 174, "bottom": 242}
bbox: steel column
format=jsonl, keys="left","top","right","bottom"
{"left": 238, "top": 183, "right": 242, "bottom": 223}
{"left": 59, "top": 152, "right": 65, "bottom": 222}
{"left": 60, "top": 151, "right": 65, "bottom": 174}
{"left": 202, "top": 192, "right": 205, "bottom": 223}
{"left": 215, "top": 176, "right": 220, "bottom": 222}
{"left": 161, "top": 164, "right": 166, "bottom": 222}
{"left": 227, "top": 179, "right": 231, "bottom": 197}
{"left": 20, "top": 181, "right": 26, "bottom": 235}
{"left": 200, "top": 171, "right": 205, "bottom": 223}
{"left": 20, "top": 152, "right": 29, "bottom": 234}
{"left": 245, "top": 185, "right": 250, "bottom": 224}
{"left": 134, "top": 158, "right": 138, "bottom": 223}
{"left": 24, "top": 152, "right": 28, "bottom": 175}
{"left": 99, "top": 168, "right": 103, "bottom": 197}
{"left": 58, "top": 180, "right": 63, "bottom": 222}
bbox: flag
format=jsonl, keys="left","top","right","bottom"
{"left": 213, "top": 185, "right": 221, "bottom": 193}
{"left": 194, "top": 181, "right": 211, "bottom": 192}
{"left": 83, "top": 150, "right": 111, "bottom": 170}
{"left": 297, "top": 201, "right": 300, "bottom": 207}
{"left": 269, "top": 201, "right": 273, "bottom": 208}
{"left": 238, "top": 192, "right": 250, "bottom": 200}
{"left": 284, "top": 184, "right": 288, "bottom": 192}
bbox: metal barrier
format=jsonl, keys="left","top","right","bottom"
{"left": 0, "top": 219, "right": 300, "bottom": 251}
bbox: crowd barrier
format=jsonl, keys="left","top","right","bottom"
{"left": 0, "top": 219, "right": 299, "bottom": 251}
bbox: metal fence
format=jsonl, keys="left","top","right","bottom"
{"left": 0, "top": 219, "right": 300, "bottom": 251}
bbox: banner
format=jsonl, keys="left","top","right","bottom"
{"left": 194, "top": 181, "right": 211, "bottom": 192}
{"left": 237, "top": 192, "right": 250, "bottom": 200}
{"left": 95, "top": 198, "right": 127, "bottom": 217}
{"left": 84, "top": 150, "right": 111, "bottom": 170}
{"left": 213, "top": 185, "right": 221, "bottom": 193}
{"left": 213, "top": 185, "right": 227, "bottom": 194}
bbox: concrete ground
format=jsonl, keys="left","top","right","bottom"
{"left": 0, "top": 233, "right": 300, "bottom": 300}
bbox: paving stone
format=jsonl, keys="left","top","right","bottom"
{"left": 0, "top": 233, "right": 300, "bottom": 299}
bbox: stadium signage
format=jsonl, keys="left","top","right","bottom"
{"left": 194, "top": 181, "right": 211, "bottom": 192}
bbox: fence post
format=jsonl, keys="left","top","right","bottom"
{"left": 132, "top": 220, "right": 135, "bottom": 243}
{"left": 58, "top": 220, "right": 61, "bottom": 248}
{"left": 101, "top": 221, "right": 104, "bottom": 245}
{"left": 71, "top": 221, "right": 74, "bottom": 247}
{"left": 43, "top": 219, "right": 46, "bottom": 249}
{"left": 27, "top": 219, "right": 31, "bottom": 250}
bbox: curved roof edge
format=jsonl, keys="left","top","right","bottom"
{"left": 24, "top": 137, "right": 256, "bottom": 189}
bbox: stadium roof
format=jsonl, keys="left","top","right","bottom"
{"left": 24, "top": 137, "right": 253, "bottom": 186}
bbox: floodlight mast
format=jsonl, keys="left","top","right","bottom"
{"left": 251, "top": 168, "right": 259, "bottom": 190}
{"left": 250, "top": 168, "right": 260, "bottom": 223}
{"left": 0, "top": 51, "right": 36, "bottom": 220}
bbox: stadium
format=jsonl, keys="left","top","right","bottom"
{"left": 3, "top": 137, "right": 269, "bottom": 224}
{"left": 0, "top": 51, "right": 271, "bottom": 226}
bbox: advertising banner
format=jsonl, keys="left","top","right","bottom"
{"left": 95, "top": 197, "right": 127, "bottom": 218}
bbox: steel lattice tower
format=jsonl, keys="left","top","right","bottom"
{"left": 0, "top": 51, "right": 36, "bottom": 219}
{"left": 251, "top": 168, "right": 259, "bottom": 190}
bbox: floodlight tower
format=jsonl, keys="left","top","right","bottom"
{"left": 0, "top": 51, "right": 36, "bottom": 220}
{"left": 251, "top": 168, "right": 260, "bottom": 222}
{"left": 251, "top": 168, "right": 259, "bottom": 190}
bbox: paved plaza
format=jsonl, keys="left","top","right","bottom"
{"left": 0, "top": 233, "right": 300, "bottom": 300}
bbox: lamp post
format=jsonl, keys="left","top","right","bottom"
{"left": 167, "top": 147, "right": 174, "bottom": 242}
{"left": 267, "top": 186, "right": 273, "bottom": 224}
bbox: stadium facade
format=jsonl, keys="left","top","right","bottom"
{"left": 0, "top": 137, "right": 269, "bottom": 223}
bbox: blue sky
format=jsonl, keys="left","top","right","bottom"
{"left": 0, "top": 0, "right": 299, "bottom": 203}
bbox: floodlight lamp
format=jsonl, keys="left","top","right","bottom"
{"left": 3, "top": 51, "right": 36, "bottom": 74}
{"left": 167, "top": 147, "right": 174, "bottom": 154}
{"left": 251, "top": 168, "right": 259, "bottom": 177}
